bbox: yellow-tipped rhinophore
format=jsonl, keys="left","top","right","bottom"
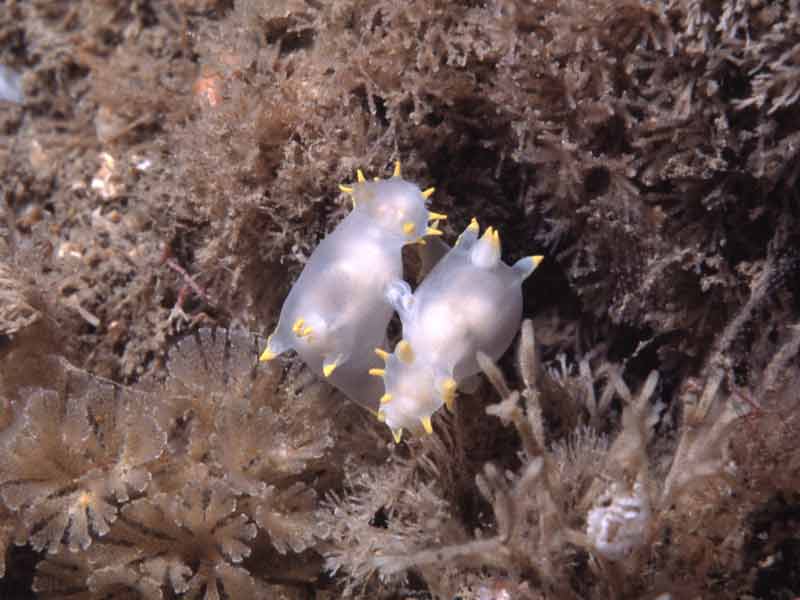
{"left": 532, "top": 255, "right": 544, "bottom": 268}
{"left": 259, "top": 341, "right": 277, "bottom": 362}
{"left": 421, "top": 416, "right": 433, "bottom": 434}
{"left": 428, "top": 211, "right": 447, "bottom": 221}
{"left": 375, "top": 348, "right": 390, "bottom": 361}
{"left": 357, "top": 169, "right": 366, "bottom": 183}
{"left": 393, "top": 161, "right": 401, "bottom": 177}
{"left": 339, "top": 184, "right": 353, "bottom": 194}
{"left": 392, "top": 428, "right": 403, "bottom": 443}
{"left": 403, "top": 222, "right": 417, "bottom": 235}
{"left": 480, "top": 226, "right": 495, "bottom": 244}
{"left": 369, "top": 368, "right": 386, "bottom": 377}
{"left": 396, "top": 340, "right": 414, "bottom": 364}
{"left": 442, "top": 378, "right": 457, "bottom": 411}
{"left": 422, "top": 187, "right": 435, "bottom": 199}
{"left": 426, "top": 227, "right": 444, "bottom": 236}
{"left": 380, "top": 393, "right": 392, "bottom": 404}
{"left": 491, "top": 229, "right": 501, "bottom": 250}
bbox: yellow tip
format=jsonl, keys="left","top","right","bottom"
{"left": 426, "top": 227, "right": 444, "bottom": 236}
{"left": 428, "top": 211, "right": 447, "bottom": 221}
{"left": 377, "top": 411, "right": 386, "bottom": 423}
{"left": 491, "top": 229, "right": 501, "bottom": 250}
{"left": 422, "top": 187, "right": 435, "bottom": 199}
{"left": 259, "top": 347, "right": 277, "bottom": 362}
{"left": 442, "top": 378, "right": 457, "bottom": 410}
{"left": 403, "top": 222, "right": 416, "bottom": 235}
{"left": 532, "top": 255, "right": 544, "bottom": 267}
{"left": 421, "top": 416, "right": 433, "bottom": 435}
{"left": 396, "top": 340, "right": 414, "bottom": 364}
{"left": 369, "top": 368, "right": 386, "bottom": 377}
{"left": 417, "top": 238, "right": 427, "bottom": 245}
{"left": 392, "top": 428, "right": 403, "bottom": 443}
{"left": 468, "top": 217, "right": 479, "bottom": 232}
{"left": 357, "top": 169, "right": 366, "bottom": 183}
{"left": 374, "top": 348, "right": 390, "bottom": 361}
{"left": 339, "top": 184, "right": 353, "bottom": 194}
{"left": 380, "top": 393, "right": 392, "bottom": 404}
{"left": 292, "top": 318, "right": 305, "bottom": 334}
{"left": 301, "top": 326, "right": 313, "bottom": 337}
{"left": 393, "top": 161, "right": 401, "bottom": 177}
{"left": 323, "top": 362, "right": 337, "bottom": 377}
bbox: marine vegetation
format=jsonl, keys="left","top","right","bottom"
{"left": 1, "top": 0, "right": 800, "bottom": 598}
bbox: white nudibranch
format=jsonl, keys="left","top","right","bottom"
{"left": 374, "top": 220, "right": 543, "bottom": 442}
{"left": 259, "top": 162, "right": 444, "bottom": 411}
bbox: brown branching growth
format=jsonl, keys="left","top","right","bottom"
{"left": 320, "top": 317, "right": 799, "bottom": 598}
{"left": 0, "top": 326, "right": 345, "bottom": 598}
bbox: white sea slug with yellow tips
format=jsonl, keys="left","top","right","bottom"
{"left": 259, "top": 162, "right": 444, "bottom": 410}
{"left": 374, "top": 219, "right": 543, "bottom": 442}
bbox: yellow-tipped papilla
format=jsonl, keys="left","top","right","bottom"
{"left": 422, "top": 187, "right": 435, "bottom": 199}
{"left": 428, "top": 211, "right": 448, "bottom": 221}
{"left": 291, "top": 318, "right": 305, "bottom": 334}
{"left": 374, "top": 347, "right": 390, "bottom": 361}
{"left": 392, "top": 428, "right": 403, "bottom": 443}
{"left": 426, "top": 226, "right": 444, "bottom": 236}
{"left": 339, "top": 184, "right": 353, "bottom": 194}
{"left": 532, "top": 255, "right": 544, "bottom": 268}
{"left": 380, "top": 393, "right": 392, "bottom": 404}
{"left": 322, "top": 359, "right": 339, "bottom": 377}
{"left": 395, "top": 340, "right": 414, "bottom": 364}
{"left": 393, "top": 161, "right": 402, "bottom": 177}
{"left": 442, "top": 378, "right": 457, "bottom": 411}
{"left": 259, "top": 337, "right": 277, "bottom": 362}
{"left": 369, "top": 368, "right": 386, "bottom": 377}
{"left": 403, "top": 222, "right": 417, "bottom": 236}
{"left": 357, "top": 169, "right": 366, "bottom": 183}
{"left": 421, "top": 416, "right": 433, "bottom": 434}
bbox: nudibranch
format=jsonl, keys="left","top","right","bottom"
{"left": 259, "top": 162, "right": 445, "bottom": 410}
{"left": 373, "top": 220, "right": 543, "bottom": 441}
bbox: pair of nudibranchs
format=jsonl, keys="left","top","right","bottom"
{"left": 260, "top": 162, "right": 542, "bottom": 443}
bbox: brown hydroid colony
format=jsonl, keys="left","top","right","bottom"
{"left": 2, "top": 0, "right": 800, "bottom": 597}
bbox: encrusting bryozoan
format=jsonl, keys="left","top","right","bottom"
{"left": 374, "top": 220, "right": 543, "bottom": 442}
{"left": 259, "top": 162, "right": 445, "bottom": 410}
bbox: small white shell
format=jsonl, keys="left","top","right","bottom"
{"left": 586, "top": 481, "right": 651, "bottom": 561}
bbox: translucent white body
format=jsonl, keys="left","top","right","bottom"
{"left": 260, "top": 167, "right": 440, "bottom": 410}
{"left": 378, "top": 222, "right": 541, "bottom": 435}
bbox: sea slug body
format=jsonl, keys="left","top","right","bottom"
{"left": 259, "top": 163, "right": 444, "bottom": 410}
{"left": 374, "top": 219, "right": 542, "bottom": 441}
